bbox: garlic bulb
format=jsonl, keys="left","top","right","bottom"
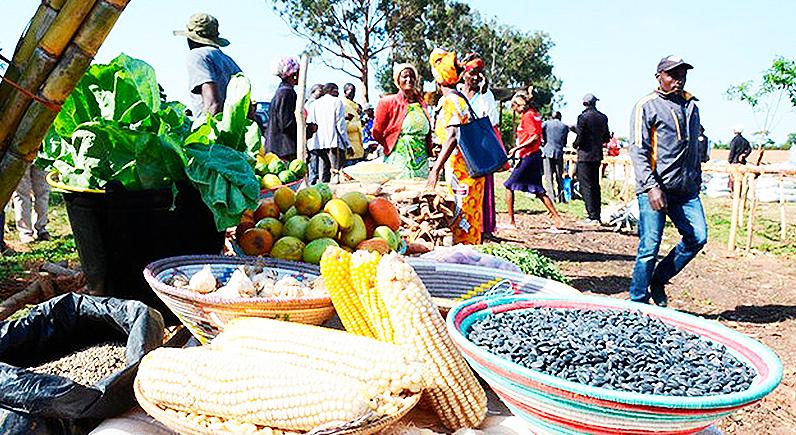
{"left": 188, "top": 265, "right": 217, "bottom": 294}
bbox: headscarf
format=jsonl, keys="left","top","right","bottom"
{"left": 392, "top": 63, "right": 419, "bottom": 89}
{"left": 271, "top": 56, "right": 300, "bottom": 79}
{"left": 429, "top": 48, "right": 462, "bottom": 87}
{"left": 461, "top": 52, "right": 485, "bottom": 72}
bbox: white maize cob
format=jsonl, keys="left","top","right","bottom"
{"left": 211, "top": 317, "right": 426, "bottom": 395}
{"left": 136, "top": 347, "right": 372, "bottom": 431}
{"left": 376, "top": 252, "right": 487, "bottom": 430}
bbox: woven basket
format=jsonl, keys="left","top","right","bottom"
{"left": 260, "top": 177, "right": 303, "bottom": 199}
{"left": 144, "top": 255, "right": 333, "bottom": 344}
{"left": 134, "top": 378, "right": 421, "bottom": 435}
{"left": 405, "top": 258, "right": 579, "bottom": 313}
{"left": 446, "top": 294, "right": 783, "bottom": 435}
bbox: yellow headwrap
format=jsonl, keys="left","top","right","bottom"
{"left": 429, "top": 48, "right": 461, "bottom": 86}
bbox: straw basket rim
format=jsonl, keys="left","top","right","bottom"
{"left": 144, "top": 255, "right": 328, "bottom": 307}
{"left": 447, "top": 293, "right": 783, "bottom": 410}
{"left": 134, "top": 378, "right": 421, "bottom": 435}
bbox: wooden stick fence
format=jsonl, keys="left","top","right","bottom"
{"left": 564, "top": 155, "right": 796, "bottom": 252}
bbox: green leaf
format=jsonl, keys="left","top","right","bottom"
{"left": 184, "top": 143, "right": 260, "bottom": 230}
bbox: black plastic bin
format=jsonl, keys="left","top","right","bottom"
{"left": 60, "top": 183, "right": 224, "bottom": 325}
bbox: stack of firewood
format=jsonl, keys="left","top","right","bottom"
{"left": 392, "top": 190, "right": 458, "bottom": 247}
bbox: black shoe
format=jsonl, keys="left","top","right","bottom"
{"left": 650, "top": 283, "right": 668, "bottom": 307}
{"left": 0, "top": 242, "right": 16, "bottom": 256}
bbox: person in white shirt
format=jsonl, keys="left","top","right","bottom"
{"left": 306, "top": 83, "right": 351, "bottom": 184}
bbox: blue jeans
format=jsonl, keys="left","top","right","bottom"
{"left": 628, "top": 190, "right": 708, "bottom": 303}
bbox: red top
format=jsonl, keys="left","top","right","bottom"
{"left": 372, "top": 92, "right": 430, "bottom": 157}
{"left": 516, "top": 108, "right": 542, "bottom": 158}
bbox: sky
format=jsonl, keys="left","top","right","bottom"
{"left": 2, "top": 0, "right": 795, "bottom": 145}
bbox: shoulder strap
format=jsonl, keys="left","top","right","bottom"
{"left": 452, "top": 90, "right": 479, "bottom": 120}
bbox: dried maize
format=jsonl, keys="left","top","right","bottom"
{"left": 376, "top": 252, "right": 487, "bottom": 430}
{"left": 320, "top": 246, "right": 377, "bottom": 338}
{"left": 350, "top": 250, "right": 394, "bottom": 342}
{"left": 212, "top": 317, "right": 426, "bottom": 395}
{"left": 136, "top": 347, "right": 372, "bottom": 431}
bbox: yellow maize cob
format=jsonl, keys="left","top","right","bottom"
{"left": 320, "top": 246, "right": 377, "bottom": 338}
{"left": 136, "top": 347, "right": 372, "bottom": 431}
{"left": 212, "top": 317, "right": 425, "bottom": 395}
{"left": 350, "top": 250, "right": 394, "bottom": 342}
{"left": 376, "top": 252, "right": 487, "bottom": 430}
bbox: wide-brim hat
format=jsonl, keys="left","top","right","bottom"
{"left": 173, "top": 13, "right": 230, "bottom": 48}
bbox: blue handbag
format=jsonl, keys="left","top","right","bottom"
{"left": 452, "top": 91, "right": 508, "bottom": 178}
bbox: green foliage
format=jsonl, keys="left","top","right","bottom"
{"left": 46, "top": 54, "right": 261, "bottom": 231}
{"left": 379, "top": 0, "right": 560, "bottom": 112}
{"left": 269, "top": 0, "right": 392, "bottom": 100}
{"left": 474, "top": 244, "right": 569, "bottom": 283}
{"left": 726, "top": 56, "right": 796, "bottom": 145}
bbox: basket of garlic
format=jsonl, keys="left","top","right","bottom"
{"left": 144, "top": 255, "right": 333, "bottom": 343}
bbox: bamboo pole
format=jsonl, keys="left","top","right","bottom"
{"left": 744, "top": 174, "right": 758, "bottom": 253}
{"left": 0, "top": 0, "right": 66, "bottom": 109}
{"left": 295, "top": 52, "right": 310, "bottom": 162}
{"left": 38, "top": 0, "right": 98, "bottom": 57}
{"left": 0, "top": 0, "right": 131, "bottom": 209}
{"left": 728, "top": 170, "right": 742, "bottom": 251}
{"left": 0, "top": 48, "right": 59, "bottom": 148}
{"left": 781, "top": 178, "right": 787, "bottom": 241}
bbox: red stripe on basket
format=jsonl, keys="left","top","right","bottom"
{"left": 462, "top": 348, "right": 744, "bottom": 416}
{"left": 453, "top": 300, "right": 490, "bottom": 329}
{"left": 493, "top": 385, "right": 711, "bottom": 435}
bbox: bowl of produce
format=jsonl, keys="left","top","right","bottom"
{"left": 143, "top": 255, "right": 334, "bottom": 343}
{"left": 343, "top": 160, "right": 402, "bottom": 184}
{"left": 446, "top": 294, "right": 783, "bottom": 435}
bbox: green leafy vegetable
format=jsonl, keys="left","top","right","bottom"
{"left": 474, "top": 244, "right": 569, "bottom": 283}
{"left": 46, "top": 54, "right": 263, "bottom": 230}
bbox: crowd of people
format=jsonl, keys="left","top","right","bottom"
{"left": 0, "top": 12, "right": 724, "bottom": 308}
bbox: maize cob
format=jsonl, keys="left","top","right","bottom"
{"left": 320, "top": 246, "right": 377, "bottom": 338}
{"left": 211, "top": 317, "right": 426, "bottom": 395}
{"left": 350, "top": 250, "right": 394, "bottom": 342}
{"left": 376, "top": 252, "right": 487, "bottom": 430}
{"left": 136, "top": 346, "right": 372, "bottom": 431}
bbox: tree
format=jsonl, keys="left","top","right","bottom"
{"left": 268, "top": 0, "right": 392, "bottom": 101}
{"left": 377, "top": 1, "right": 560, "bottom": 114}
{"left": 727, "top": 56, "right": 796, "bottom": 154}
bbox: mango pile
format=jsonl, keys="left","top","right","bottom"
{"left": 254, "top": 152, "right": 308, "bottom": 190}
{"left": 236, "top": 183, "right": 404, "bottom": 264}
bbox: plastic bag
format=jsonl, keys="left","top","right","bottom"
{"left": 0, "top": 293, "right": 165, "bottom": 435}
{"left": 419, "top": 245, "right": 521, "bottom": 272}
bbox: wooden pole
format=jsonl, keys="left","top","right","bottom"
{"left": 781, "top": 178, "right": 787, "bottom": 241}
{"left": 728, "top": 169, "right": 742, "bottom": 251}
{"left": 294, "top": 52, "right": 310, "bottom": 162}
{"left": 737, "top": 171, "right": 749, "bottom": 231}
{"left": 744, "top": 174, "right": 758, "bottom": 253}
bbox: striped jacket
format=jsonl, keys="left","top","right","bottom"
{"left": 629, "top": 89, "right": 701, "bottom": 195}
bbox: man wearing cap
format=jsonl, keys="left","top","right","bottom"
{"left": 628, "top": 55, "right": 708, "bottom": 307}
{"left": 573, "top": 93, "right": 610, "bottom": 224}
{"left": 174, "top": 13, "right": 242, "bottom": 121}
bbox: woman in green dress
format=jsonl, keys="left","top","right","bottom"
{"left": 372, "top": 64, "right": 432, "bottom": 179}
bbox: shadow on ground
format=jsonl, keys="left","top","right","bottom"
{"left": 683, "top": 304, "right": 796, "bottom": 324}
{"left": 533, "top": 248, "right": 637, "bottom": 263}
{"left": 570, "top": 276, "right": 632, "bottom": 295}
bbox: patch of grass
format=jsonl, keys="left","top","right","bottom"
{"left": 1, "top": 192, "right": 79, "bottom": 283}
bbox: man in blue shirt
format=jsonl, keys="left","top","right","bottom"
{"left": 541, "top": 111, "right": 569, "bottom": 202}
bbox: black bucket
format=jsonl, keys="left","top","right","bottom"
{"left": 60, "top": 183, "right": 224, "bottom": 325}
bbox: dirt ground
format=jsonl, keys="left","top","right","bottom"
{"left": 490, "top": 209, "right": 796, "bottom": 434}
